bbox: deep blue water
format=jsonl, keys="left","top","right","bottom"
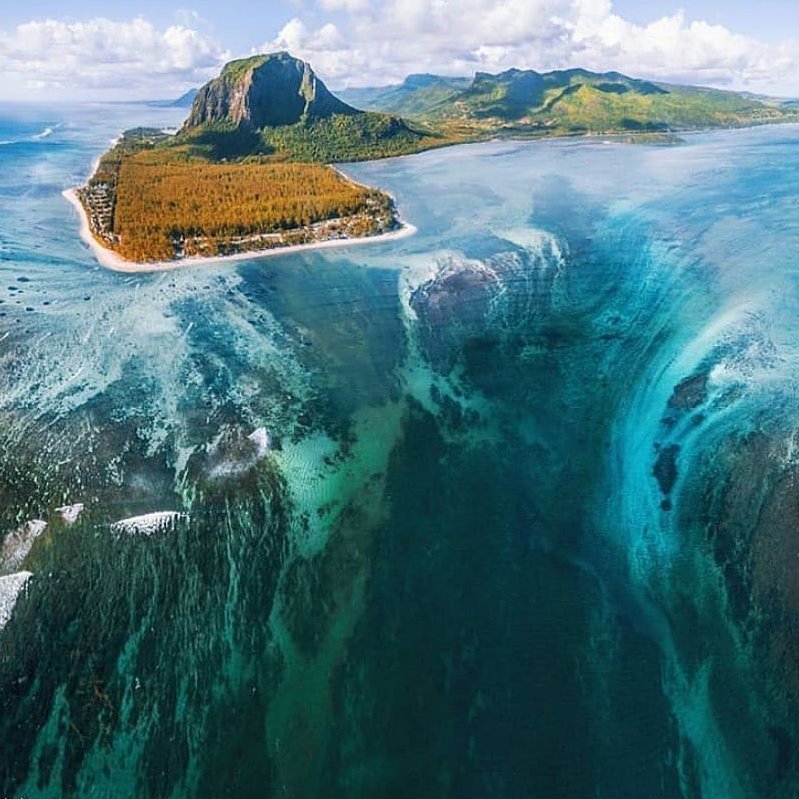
{"left": 1, "top": 103, "right": 799, "bottom": 797}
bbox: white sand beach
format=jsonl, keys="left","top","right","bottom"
{"left": 62, "top": 187, "right": 417, "bottom": 274}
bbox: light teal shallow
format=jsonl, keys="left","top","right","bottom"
{"left": 0, "top": 103, "right": 798, "bottom": 797}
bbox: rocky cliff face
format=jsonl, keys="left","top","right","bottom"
{"left": 183, "top": 52, "right": 357, "bottom": 131}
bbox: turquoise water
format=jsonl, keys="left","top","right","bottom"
{"left": 1, "top": 103, "right": 799, "bottom": 797}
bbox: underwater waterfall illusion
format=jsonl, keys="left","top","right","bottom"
{"left": 1, "top": 104, "right": 799, "bottom": 798}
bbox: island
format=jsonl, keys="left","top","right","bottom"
{"left": 68, "top": 51, "right": 797, "bottom": 268}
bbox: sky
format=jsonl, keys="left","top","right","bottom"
{"left": 1, "top": 1, "right": 798, "bottom": 101}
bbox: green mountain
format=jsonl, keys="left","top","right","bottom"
{"left": 178, "top": 52, "right": 438, "bottom": 162}
{"left": 170, "top": 88, "right": 198, "bottom": 108}
{"left": 183, "top": 53, "right": 357, "bottom": 130}
{"left": 339, "top": 74, "right": 472, "bottom": 118}
{"left": 340, "top": 67, "right": 791, "bottom": 135}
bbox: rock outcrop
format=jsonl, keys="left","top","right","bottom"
{"left": 183, "top": 52, "right": 357, "bottom": 131}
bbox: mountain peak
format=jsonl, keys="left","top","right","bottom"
{"left": 183, "top": 52, "right": 356, "bottom": 131}
{"left": 401, "top": 74, "right": 446, "bottom": 89}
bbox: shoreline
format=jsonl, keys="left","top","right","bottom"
{"left": 64, "top": 119, "right": 799, "bottom": 274}
{"left": 62, "top": 180, "right": 417, "bottom": 274}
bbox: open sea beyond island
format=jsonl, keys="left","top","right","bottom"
{"left": 2, "top": 101, "right": 799, "bottom": 798}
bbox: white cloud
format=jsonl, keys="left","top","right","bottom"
{"left": 174, "top": 9, "right": 203, "bottom": 27}
{"left": 260, "top": 0, "right": 798, "bottom": 94}
{"left": 318, "top": 0, "right": 371, "bottom": 11}
{"left": 0, "top": 17, "right": 229, "bottom": 98}
{"left": 568, "top": 3, "right": 791, "bottom": 86}
{"left": 2, "top": 3, "right": 797, "bottom": 101}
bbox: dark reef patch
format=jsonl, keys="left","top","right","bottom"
{"left": 668, "top": 371, "right": 709, "bottom": 411}
{"left": 653, "top": 443, "right": 680, "bottom": 496}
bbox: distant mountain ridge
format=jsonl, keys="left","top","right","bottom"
{"left": 340, "top": 74, "right": 472, "bottom": 118}
{"left": 171, "top": 88, "right": 198, "bottom": 108}
{"left": 339, "top": 67, "right": 791, "bottom": 134}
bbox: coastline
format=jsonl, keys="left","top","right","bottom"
{"left": 64, "top": 119, "right": 799, "bottom": 274}
{"left": 62, "top": 182, "right": 417, "bottom": 274}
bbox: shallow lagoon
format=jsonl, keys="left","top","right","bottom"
{"left": 1, "top": 103, "right": 799, "bottom": 797}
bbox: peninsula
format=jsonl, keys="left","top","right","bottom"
{"left": 70, "top": 51, "right": 797, "bottom": 268}
{"left": 70, "top": 53, "right": 440, "bottom": 267}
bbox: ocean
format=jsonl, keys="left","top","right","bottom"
{"left": 0, "top": 102, "right": 798, "bottom": 798}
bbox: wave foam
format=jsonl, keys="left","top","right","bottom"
{"left": 56, "top": 504, "right": 84, "bottom": 525}
{"left": 111, "top": 511, "right": 188, "bottom": 536}
{"left": 1, "top": 520, "right": 47, "bottom": 573}
{"left": 0, "top": 571, "right": 32, "bottom": 631}
{"left": 500, "top": 227, "right": 567, "bottom": 272}
{"left": 207, "top": 427, "right": 273, "bottom": 479}
{"left": 248, "top": 427, "right": 272, "bottom": 459}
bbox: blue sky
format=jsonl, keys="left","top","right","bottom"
{"left": 1, "top": 1, "right": 798, "bottom": 100}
